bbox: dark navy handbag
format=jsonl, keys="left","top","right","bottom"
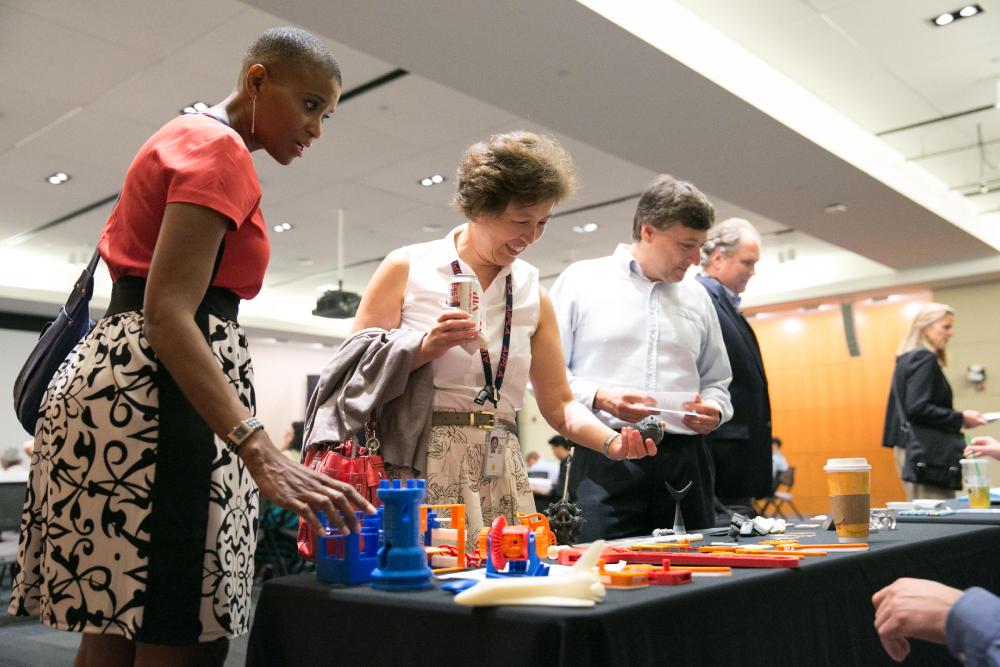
{"left": 13, "top": 250, "right": 100, "bottom": 434}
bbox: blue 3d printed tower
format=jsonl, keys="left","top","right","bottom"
{"left": 371, "top": 479, "right": 434, "bottom": 591}
{"left": 315, "top": 510, "right": 381, "bottom": 585}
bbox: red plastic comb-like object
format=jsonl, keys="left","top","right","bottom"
{"left": 489, "top": 515, "right": 508, "bottom": 571}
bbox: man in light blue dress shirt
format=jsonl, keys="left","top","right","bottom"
{"left": 549, "top": 174, "right": 733, "bottom": 539}
{"left": 873, "top": 577, "right": 1000, "bottom": 665}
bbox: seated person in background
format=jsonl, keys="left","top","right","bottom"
{"left": 0, "top": 446, "right": 28, "bottom": 482}
{"left": 526, "top": 450, "right": 559, "bottom": 512}
{"left": 527, "top": 449, "right": 560, "bottom": 482}
{"left": 280, "top": 420, "right": 305, "bottom": 462}
{"left": 254, "top": 498, "right": 303, "bottom": 580}
{"left": 873, "top": 577, "right": 1000, "bottom": 664}
{"left": 254, "top": 419, "right": 311, "bottom": 579}
{"left": 966, "top": 436, "right": 1000, "bottom": 461}
{"left": 771, "top": 436, "right": 789, "bottom": 484}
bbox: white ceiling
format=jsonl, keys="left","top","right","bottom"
{"left": 1, "top": 0, "right": 998, "bottom": 340}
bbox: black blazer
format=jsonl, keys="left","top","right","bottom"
{"left": 883, "top": 348, "right": 963, "bottom": 448}
{"left": 696, "top": 274, "right": 772, "bottom": 498}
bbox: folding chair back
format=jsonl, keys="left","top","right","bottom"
{"left": 772, "top": 466, "right": 803, "bottom": 520}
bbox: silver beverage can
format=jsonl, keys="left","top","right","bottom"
{"left": 448, "top": 273, "right": 482, "bottom": 331}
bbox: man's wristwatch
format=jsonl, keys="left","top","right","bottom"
{"left": 224, "top": 417, "right": 264, "bottom": 454}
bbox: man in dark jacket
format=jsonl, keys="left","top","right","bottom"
{"left": 696, "top": 218, "right": 771, "bottom": 518}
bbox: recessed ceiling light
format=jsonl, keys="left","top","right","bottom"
{"left": 930, "top": 4, "right": 983, "bottom": 26}
{"left": 297, "top": 258, "right": 314, "bottom": 266}
{"left": 181, "top": 101, "right": 209, "bottom": 114}
{"left": 273, "top": 222, "right": 293, "bottom": 233}
{"left": 824, "top": 203, "right": 848, "bottom": 214}
{"left": 46, "top": 172, "right": 70, "bottom": 185}
{"left": 419, "top": 174, "right": 446, "bottom": 187}
{"left": 422, "top": 224, "right": 443, "bottom": 233}
{"left": 572, "top": 222, "right": 599, "bottom": 233}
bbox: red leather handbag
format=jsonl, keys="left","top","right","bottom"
{"left": 296, "top": 420, "right": 386, "bottom": 559}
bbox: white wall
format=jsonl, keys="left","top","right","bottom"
{"left": 248, "top": 337, "right": 342, "bottom": 447}
{"left": 1, "top": 329, "right": 48, "bottom": 456}
{"left": 518, "top": 391, "right": 560, "bottom": 461}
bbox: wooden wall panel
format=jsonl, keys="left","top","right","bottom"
{"left": 750, "top": 297, "right": 929, "bottom": 515}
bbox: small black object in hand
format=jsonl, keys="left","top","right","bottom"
{"left": 637, "top": 415, "right": 663, "bottom": 444}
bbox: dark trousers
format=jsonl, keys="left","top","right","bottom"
{"left": 569, "top": 432, "right": 716, "bottom": 541}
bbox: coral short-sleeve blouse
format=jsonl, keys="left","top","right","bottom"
{"left": 98, "top": 113, "right": 269, "bottom": 299}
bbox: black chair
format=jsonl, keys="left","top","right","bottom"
{"left": 255, "top": 499, "right": 307, "bottom": 580}
{"left": 0, "top": 481, "right": 28, "bottom": 586}
{"left": 755, "top": 467, "right": 802, "bottom": 520}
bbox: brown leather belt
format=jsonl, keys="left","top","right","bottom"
{"left": 431, "top": 410, "right": 516, "bottom": 432}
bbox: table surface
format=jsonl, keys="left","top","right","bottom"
{"left": 897, "top": 498, "right": 1000, "bottom": 524}
{"left": 248, "top": 522, "right": 1000, "bottom": 667}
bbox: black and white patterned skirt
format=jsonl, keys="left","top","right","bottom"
{"left": 9, "top": 294, "right": 258, "bottom": 644}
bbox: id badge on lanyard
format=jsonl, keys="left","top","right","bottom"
{"left": 483, "top": 425, "right": 508, "bottom": 479}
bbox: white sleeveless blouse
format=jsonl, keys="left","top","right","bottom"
{"left": 400, "top": 225, "right": 540, "bottom": 415}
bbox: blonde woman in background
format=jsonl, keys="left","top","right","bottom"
{"left": 883, "top": 303, "right": 985, "bottom": 499}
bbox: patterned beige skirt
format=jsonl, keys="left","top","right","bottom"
{"left": 388, "top": 423, "right": 535, "bottom": 553}
{"left": 9, "top": 306, "right": 257, "bottom": 644}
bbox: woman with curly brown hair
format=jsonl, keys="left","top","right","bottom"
{"left": 350, "top": 131, "right": 657, "bottom": 547}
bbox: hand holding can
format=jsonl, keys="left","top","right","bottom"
{"left": 448, "top": 274, "right": 488, "bottom": 352}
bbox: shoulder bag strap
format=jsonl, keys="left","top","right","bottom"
{"left": 363, "top": 416, "right": 380, "bottom": 454}
{"left": 86, "top": 249, "right": 101, "bottom": 276}
{"left": 210, "top": 238, "right": 226, "bottom": 283}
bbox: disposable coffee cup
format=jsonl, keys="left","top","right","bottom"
{"left": 824, "top": 458, "right": 871, "bottom": 543}
{"left": 960, "top": 458, "right": 991, "bottom": 509}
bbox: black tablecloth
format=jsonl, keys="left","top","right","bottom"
{"left": 247, "top": 523, "right": 1000, "bottom": 667}
{"left": 897, "top": 498, "right": 1000, "bottom": 525}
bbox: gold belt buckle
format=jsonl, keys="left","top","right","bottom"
{"left": 473, "top": 410, "right": 495, "bottom": 430}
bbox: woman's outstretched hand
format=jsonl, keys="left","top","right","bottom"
{"left": 240, "top": 433, "right": 375, "bottom": 535}
{"left": 965, "top": 436, "right": 1000, "bottom": 462}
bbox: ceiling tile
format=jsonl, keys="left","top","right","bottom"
{"left": 341, "top": 74, "right": 521, "bottom": 148}
{"left": 7, "top": 0, "right": 246, "bottom": 57}
{"left": 825, "top": 0, "right": 1000, "bottom": 73}
{"left": 0, "top": 7, "right": 158, "bottom": 119}
{"left": 169, "top": 6, "right": 395, "bottom": 92}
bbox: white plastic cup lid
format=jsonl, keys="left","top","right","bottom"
{"left": 824, "top": 457, "right": 871, "bottom": 472}
{"left": 961, "top": 459, "right": 990, "bottom": 465}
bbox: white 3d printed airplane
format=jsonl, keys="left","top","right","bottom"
{"left": 453, "top": 540, "right": 607, "bottom": 607}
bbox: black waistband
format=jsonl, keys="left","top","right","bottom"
{"left": 106, "top": 276, "right": 240, "bottom": 322}
{"left": 616, "top": 428, "right": 702, "bottom": 445}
